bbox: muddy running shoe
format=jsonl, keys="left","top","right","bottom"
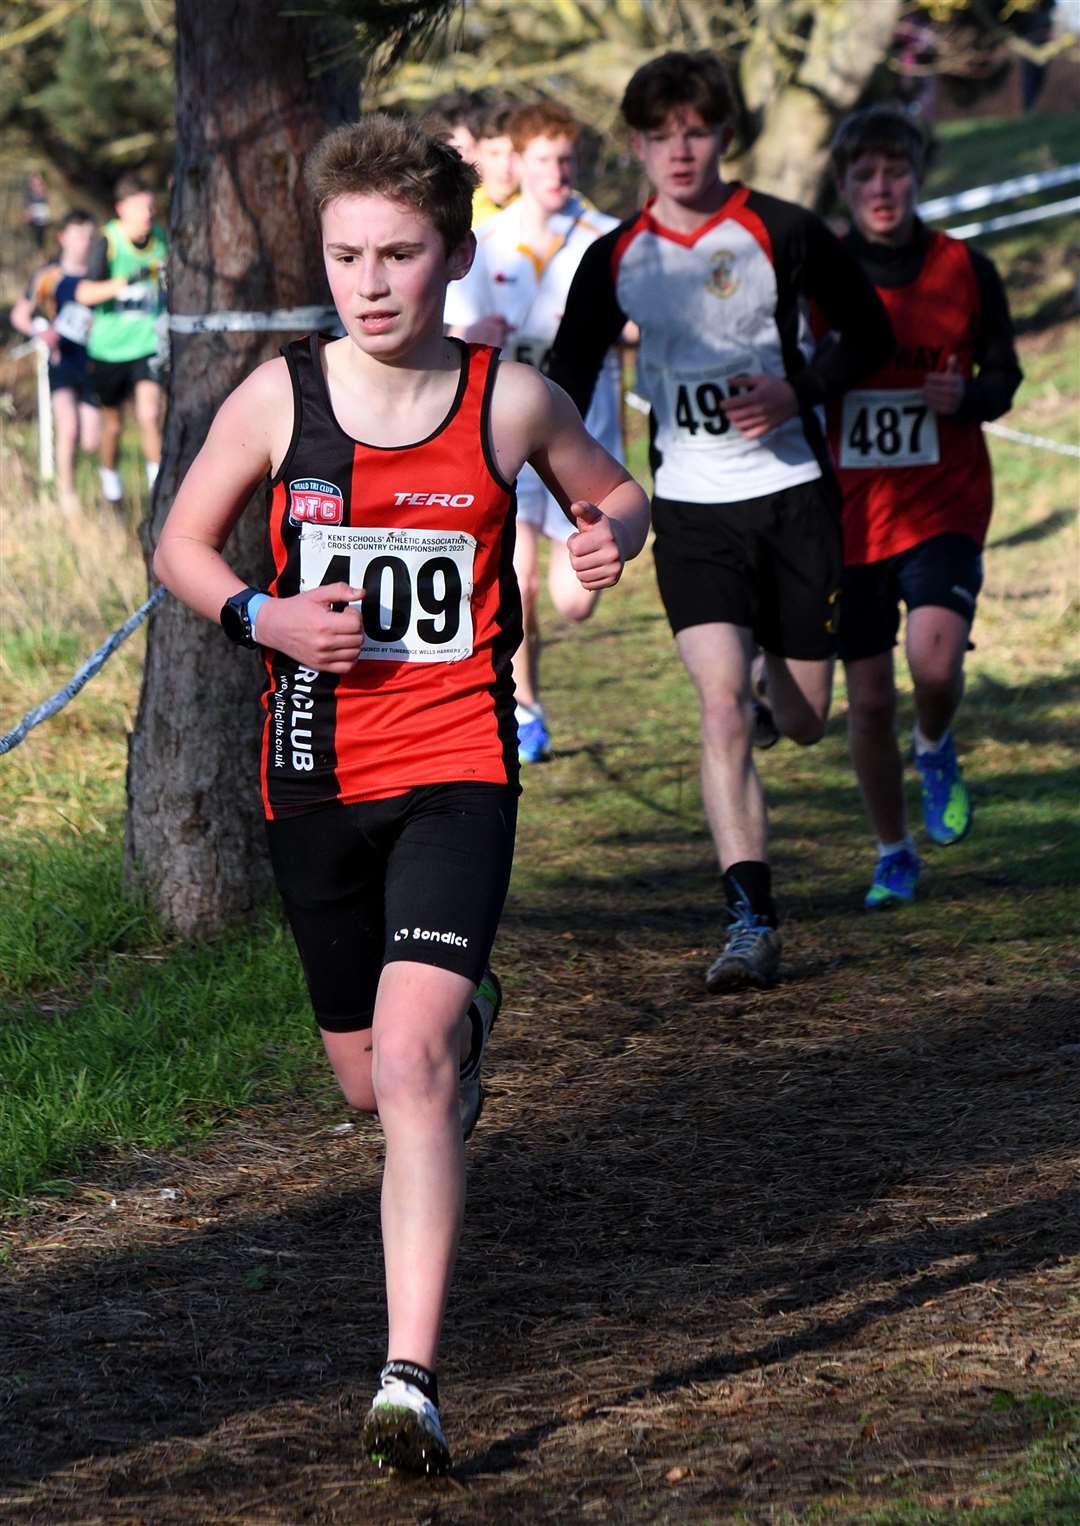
{"left": 459, "top": 968, "right": 501, "bottom": 1141}
{"left": 913, "top": 731, "right": 972, "bottom": 845}
{"left": 363, "top": 1362, "right": 450, "bottom": 1475}
{"left": 864, "top": 845, "right": 920, "bottom": 908}
{"left": 705, "top": 902, "right": 782, "bottom": 992}
{"left": 518, "top": 711, "right": 551, "bottom": 764}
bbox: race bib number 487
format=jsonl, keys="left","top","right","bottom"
{"left": 840, "top": 388, "right": 940, "bottom": 469}
{"left": 300, "top": 525, "right": 476, "bottom": 663}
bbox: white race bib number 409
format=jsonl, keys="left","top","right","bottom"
{"left": 300, "top": 525, "right": 476, "bottom": 663}
{"left": 840, "top": 388, "right": 940, "bottom": 469}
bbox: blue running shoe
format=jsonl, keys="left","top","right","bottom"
{"left": 913, "top": 732, "right": 972, "bottom": 845}
{"left": 864, "top": 846, "right": 920, "bottom": 908}
{"left": 518, "top": 712, "right": 551, "bottom": 764}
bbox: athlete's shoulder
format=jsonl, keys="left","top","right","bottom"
{"left": 741, "top": 185, "right": 824, "bottom": 241}
{"left": 228, "top": 353, "right": 293, "bottom": 417}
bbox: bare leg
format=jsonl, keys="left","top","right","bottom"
{"left": 845, "top": 651, "right": 906, "bottom": 844}
{"left": 676, "top": 622, "right": 764, "bottom": 869}
{"left": 79, "top": 400, "right": 102, "bottom": 457}
{"left": 547, "top": 536, "right": 599, "bottom": 623}
{"left": 906, "top": 605, "right": 969, "bottom": 745}
{"left": 763, "top": 651, "right": 834, "bottom": 745}
{"left": 512, "top": 518, "right": 542, "bottom": 710}
{"left": 321, "top": 1013, "right": 471, "bottom": 1117}
{"left": 372, "top": 961, "right": 474, "bottom": 1370}
{"left": 133, "top": 378, "right": 162, "bottom": 471}
{"left": 50, "top": 388, "right": 80, "bottom": 511}
{"left": 98, "top": 405, "right": 122, "bottom": 470}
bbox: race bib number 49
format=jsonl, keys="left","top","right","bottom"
{"left": 300, "top": 525, "right": 476, "bottom": 664}
{"left": 664, "top": 353, "right": 757, "bottom": 449}
{"left": 840, "top": 388, "right": 940, "bottom": 469}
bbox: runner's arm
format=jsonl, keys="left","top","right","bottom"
{"left": 788, "top": 213, "right": 894, "bottom": 409}
{"left": 545, "top": 229, "right": 628, "bottom": 419}
{"left": 153, "top": 360, "right": 365, "bottom": 673}
{"left": 955, "top": 250, "right": 1023, "bottom": 423}
{"left": 495, "top": 363, "right": 649, "bottom": 585}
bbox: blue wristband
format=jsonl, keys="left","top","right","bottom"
{"left": 247, "top": 592, "right": 270, "bottom": 642}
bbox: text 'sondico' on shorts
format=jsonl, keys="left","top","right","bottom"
{"left": 87, "top": 353, "right": 159, "bottom": 409}
{"left": 266, "top": 781, "right": 518, "bottom": 1033}
{"left": 839, "top": 531, "right": 984, "bottom": 663}
{"left": 652, "top": 478, "right": 842, "bottom": 660}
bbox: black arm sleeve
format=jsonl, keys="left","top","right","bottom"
{"left": 545, "top": 228, "right": 628, "bottom": 418}
{"left": 788, "top": 214, "right": 894, "bottom": 410}
{"left": 86, "top": 235, "right": 110, "bottom": 282}
{"left": 954, "top": 249, "right": 1023, "bottom": 424}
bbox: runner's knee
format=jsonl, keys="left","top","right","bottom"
{"left": 373, "top": 1027, "right": 458, "bottom": 1111}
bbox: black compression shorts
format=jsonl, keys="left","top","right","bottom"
{"left": 266, "top": 781, "right": 518, "bottom": 1033}
{"left": 87, "top": 354, "right": 159, "bottom": 408}
{"left": 652, "top": 478, "right": 842, "bottom": 660}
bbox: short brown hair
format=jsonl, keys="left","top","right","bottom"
{"left": 830, "top": 106, "right": 928, "bottom": 182}
{"left": 476, "top": 99, "right": 518, "bottom": 142}
{"left": 507, "top": 102, "right": 580, "bottom": 153}
{"left": 114, "top": 173, "right": 151, "bottom": 203}
{"left": 621, "top": 50, "right": 736, "bottom": 132}
{"left": 306, "top": 114, "right": 478, "bottom": 252}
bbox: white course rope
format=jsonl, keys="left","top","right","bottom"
{"left": 919, "top": 162, "right": 1080, "bottom": 220}
{"left": 947, "top": 193, "right": 1080, "bottom": 240}
{"left": 168, "top": 306, "right": 339, "bottom": 334}
{"left": 0, "top": 588, "right": 166, "bottom": 757}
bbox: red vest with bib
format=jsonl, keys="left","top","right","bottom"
{"left": 259, "top": 338, "right": 520, "bottom": 819}
{"left": 825, "top": 231, "right": 992, "bottom": 566}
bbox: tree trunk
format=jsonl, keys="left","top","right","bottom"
{"left": 736, "top": 0, "right": 904, "bottom": 207}
{"left": 124, "top": 1, "right": 356, "bottom": 938}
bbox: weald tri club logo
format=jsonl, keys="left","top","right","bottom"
{"left": 288, "top": 477, "right": 344, "bottom": 526}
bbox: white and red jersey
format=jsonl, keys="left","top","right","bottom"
{"left": 548, "top": 186, "right": 893, "bottom": 506}
{"left": 445, "top": 193, "right": 622, "bottom": 503}
{"left": 814, "top": 224, "right": 1022, "bottom": 565}
{"left": 259, "top": 338, "right": 520, "bottom": 819}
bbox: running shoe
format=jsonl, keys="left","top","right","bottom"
{"left": 864, "top": 846, "right": 920, "bottom": 908}
{"left": 913, "top": 732, "right": 972, "bottom": 845}
{"left": 459, "top": 968, "right": 501, "bottom": 1141}
{"left": 705, "top": 900, "right": 782, "bottom": 992}
{"left": 518, "top": 712, "right": 551, "bottom": 764}
{"left": 752, "top": 698, "right": 780, "bottom": 750}
{"left": 362, "top": 1363, "right": 450, "bottom": 1475}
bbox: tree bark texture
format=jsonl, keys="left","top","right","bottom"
{"left": 735, "top": 0, "right": 904, "bottom": 207}
{"left": 125, "top": 0, "right": 356, "bottom": 938}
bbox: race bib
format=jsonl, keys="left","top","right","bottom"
{"left": 840, "top": 388, "right": 940, "bottom": 469}
{"left": 299, "top": 524, "right": 476, "bottom": 664}
{"left": 510, "top": 333, "right": 551, "bottom": 369}
{"left": 663, "top": 353, "right": 757, "bottom": 449}
{"left": 52, "top": 300, "right": 93, "bottom": 346}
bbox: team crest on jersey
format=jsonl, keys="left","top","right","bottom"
{"left": 706, "top": 250, "right": 738, "bottom": 300}
{"left": 288, "top": 478, "right": 344, "bottom": 526}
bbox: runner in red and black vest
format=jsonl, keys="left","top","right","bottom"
{"left": 153, "top": 114, "right": 649, "bottom": 1476}
{"left": 820, "top": 107, "right": 1022, "bottom": 908}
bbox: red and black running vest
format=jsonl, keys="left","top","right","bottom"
{"left": 259, "top": 337, "right": 520, "bottom": 819}
{"left": 822, "top": 231, "right": 993, "bottom": 566}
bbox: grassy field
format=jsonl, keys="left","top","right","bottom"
{"left": 1, "top": 117, "right": 1079, "bottom": 1520}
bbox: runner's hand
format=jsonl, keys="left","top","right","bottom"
{"left": 721, "top": 373, "right": 797, "bottom": 439}
{"left": 566, "top": 501, "right": 626, "bottom": 590}
{"left": 924, "top": 354, "right": 964, "bottom": 416}
{"left": 255, "top": 582, "right": 365, "bottom": 673}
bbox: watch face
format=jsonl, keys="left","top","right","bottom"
{"left": 221, "top": 597, "right": 250, "bottom": 645}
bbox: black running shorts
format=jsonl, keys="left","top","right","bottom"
{"left": 839, "top": 532, "right": 984, "bottom": 663}
{"left": 87, "top": 354, "right": 158, "bottom": 408}
{"left": 266, "top": 782, "right": 518, "bottom": 1033}
{"left": 652, "top": 478, "right": 842, "bottom": 661}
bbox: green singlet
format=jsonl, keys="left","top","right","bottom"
{"left": 87, "top": 219, "right": 167, "bottom": 365}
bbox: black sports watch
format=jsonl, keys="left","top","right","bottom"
{"left": 220, "top": 587, "right": 266, "bottom": 648}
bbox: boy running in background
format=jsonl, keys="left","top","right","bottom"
{"left": 152, "top": 115, "right": 649, "bottom": 1475}
{"left": 75, "top": 174, "right": 167, "bottom": 504}
{"left": 825, "top": 107, "right": 1021, "bottom": 906}
{"left": 547, "top": 50, "right": 893, "bottom": 990}
{"left": 446, "top": 102, "right": 624, "bottom": 762}
{"left": 471, "top": 99, "right": 520, "bottom": 226}
{"left": 11, "top": 209, "right": 101, "bottom": 515}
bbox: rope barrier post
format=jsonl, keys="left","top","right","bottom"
{"left": 34, "top": 338, "right": 54, "bottom": 483}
